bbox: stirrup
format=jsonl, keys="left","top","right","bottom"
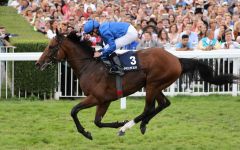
{"left": 109, "top": 68, "right": 124, "bottom": 76}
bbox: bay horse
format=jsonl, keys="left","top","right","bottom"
{"left": 36, "top": 31, "right": 239, "bottom": 140}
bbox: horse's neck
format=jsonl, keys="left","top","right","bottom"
{"left": 72, "top": 61, "right": 89, "bottom": 75}
{"left": 62, "top": 42, "right": 96, "bottom": 77}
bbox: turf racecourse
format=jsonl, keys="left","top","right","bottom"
{"left": 0, "top": 96, "right": 239, "bottom": 150}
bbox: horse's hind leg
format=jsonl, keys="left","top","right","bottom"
{"left": 94, "top": 102, "right": 128, "bottom": 128}
{"left": 118, "top": 85, "right": 157, "bottom": 136}
{"left": 71, "top": 95, "right": 97, "bottom": 140}
{"left": 140, "top": 92, "right": 171, "bottom": 134}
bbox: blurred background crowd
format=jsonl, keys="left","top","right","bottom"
{"left": 6, "top": 0, "right": 240, "bottom": 50}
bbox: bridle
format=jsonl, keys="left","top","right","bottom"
{"left": 47, "top": 36, "right": 64, "bottom": 63}
{"left": 46, "top": 35, "right": 94, "bottom": 66}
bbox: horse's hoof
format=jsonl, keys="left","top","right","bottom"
{"left": 118, "top": 130, "right": 125, "bottom": 136}
{"left": 140, "top": 125, "right": 146, "bottom": 135}
{"left": 83, "top": 131, "right": 93, "bottom": 140}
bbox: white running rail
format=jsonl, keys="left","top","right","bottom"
{"left": 1, "top": 47, "right": 240, "bottom": 100}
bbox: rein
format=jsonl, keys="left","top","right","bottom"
{"left": 48, "top": 36, "right": 95, "bottom": 64}
{"left": 46, "top": 35, "right": 99, "bottom": 78}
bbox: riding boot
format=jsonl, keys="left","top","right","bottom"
{"left": 103, "top": 59, "right": 118, "bottom": 75}
{"left": 102, "top": 60, "right": 111, "bottom": 68}
{"left": 110, "top": 54, "right": 124, "bottom": 76}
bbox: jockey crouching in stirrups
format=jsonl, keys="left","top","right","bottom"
{"left": 83, "top": 19, "right": 138, "bottom": 76}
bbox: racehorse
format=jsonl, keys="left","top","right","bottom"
{"left": 36, "top": 31, "right": 239, "bottom": 140}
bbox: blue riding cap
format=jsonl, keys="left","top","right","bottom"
{"left": 84, "top": 19, "right": 100, "bottom": 34}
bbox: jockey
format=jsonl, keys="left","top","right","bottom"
{"left": 84, "top": 19, "right": 138, "bottom": 76}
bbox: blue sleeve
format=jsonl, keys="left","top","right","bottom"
{"left": 132, "top": 41, "right": 139, "bottom": 50}
{"left": 101, "top": 30, "right": 116, "bottom": 58}
{"left": 175, "top": 42, "right": 182, "bottom": 48}
{"left": 125, "top": 41, "right": 139, "bottom": 50}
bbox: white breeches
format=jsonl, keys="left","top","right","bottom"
{"left": 104, "top": 25, "right": 138, "bottom": 50}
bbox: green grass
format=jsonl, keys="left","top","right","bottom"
{"left": 0, "top": 95, "right": 240, "bottom": 150}
{"left": 0, "top": 6, "right": 48, "bottom": 44}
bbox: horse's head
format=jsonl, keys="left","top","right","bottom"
{"left": 36, "top": 30, "right": 95, "bottom": 71}
{"left": 36, "top": 30, "right": 66, "bottom": 71}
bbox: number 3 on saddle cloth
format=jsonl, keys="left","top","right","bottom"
{"left": 118, "top": 51, "right": 139, "bottom": 71}
{"left": 110, "top": 50, "right": 140, "bottom": 98}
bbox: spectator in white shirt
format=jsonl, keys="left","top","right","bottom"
{"left": 84, "top": 0, "right": 96, "bottom": 12}
{"left": 8, "top": 0, "right": 20, "bottom": 8}
{"left": 221, "top": 29, "right": 240, "bottom": 49}
{"left": 46, "top": 20, "right": 58, "bottom": 39}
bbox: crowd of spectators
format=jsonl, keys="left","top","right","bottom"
{"left": 7, "top": 0, "right": 240, "bottom": 50}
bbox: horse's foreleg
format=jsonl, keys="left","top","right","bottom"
{"left": 71, "top": 95, "right": 97, "bottom": 140}
{"left": 94, "top": 102, "right": 128, "bottom": 128}
{"left": 118, "top": 86, "right": 156, "bottom": 136}
{"left": 140, "top": 92, "right": 171, "bottom": 134}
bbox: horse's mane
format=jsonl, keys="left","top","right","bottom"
{"left": 66, "top": 31, "right": 95, "bottom": 57}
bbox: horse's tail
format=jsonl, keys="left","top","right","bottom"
{"left": 179, "top": 58, "right": 239, "bottom": 85}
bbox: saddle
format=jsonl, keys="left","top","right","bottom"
{"left": 102, "top": 51, "right": 139, "bottom": 76}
